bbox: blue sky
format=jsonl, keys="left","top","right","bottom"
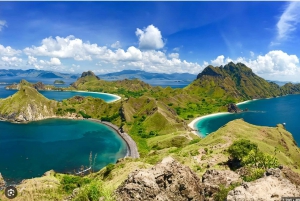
{"left": 0, "top": 2, "right": 300, "bottom": 81}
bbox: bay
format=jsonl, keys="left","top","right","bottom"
{"left": 0, "top": 119, "right": 127, "bottom": 184}
{"left": 195, "top": 94, "right": 300, "bottom": 145}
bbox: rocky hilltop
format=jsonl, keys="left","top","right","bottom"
{"left": 0, "top": 80, "right": 57, "bottom": 122}
{"left": 115, "top": 156, "right": 204, "bottom": 201}
{"left": 187, "top": 62, "right": 286, "bottom": 100}
{"left": 115, "top": 157, "right": 300, "bottom": 201}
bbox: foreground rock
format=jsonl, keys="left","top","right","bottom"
{"left": 202, "top": 169, "right": 241, "bottom": 200}
{"left": 227, "top": 168, "right": 300, "bottom": 201}
{"left": 115, "top": 156, "right": 204, "bottom": 201}
{"left": 227, "top": 103, "right": 242, "bottom": 113}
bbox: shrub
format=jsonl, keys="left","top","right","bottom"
{"left": 228, "top": 139, "right": 258, "bottom": 161}
{"left": 214, "top": 183, "right": 240, "bottom": 201}
{"left": 60, "top": 175, "right": 91, "bottom": 193}
{"left": 79, "top": 111, "right": 91, "bottom": 118}
{"left": 189, "top": 138, "right": 201, "bottom": 145}
{"left": 242, "top": 168, "right": 265, "bottom": 182}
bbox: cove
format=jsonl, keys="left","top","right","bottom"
{"left": 195, "top": 94, "right": 300, "bottom": 145}
{"left": 0, "top": 119, "right": 127, "bottom": 184}
{"left": 0, "top": 85, "right": 120, "bottom": 102}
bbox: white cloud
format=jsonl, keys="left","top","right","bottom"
{"left": 135, "top": 25, "right": 165, "bottom": 50}
{"left": 0, "top": 20, "right": 7, "bottom": 31}
{"left": 111, "top": 41, "right": 121, "bottom": 49}
{"left": 173, "top": 47, "right": 180, "bottom": 52}
{"left": 276, "top": 2, "right": 300, "bottom": 41}
{"left": 24, "top": 35, "right": 108, "bottom": 61}
{"left": 250, "top": 51, "right": 255, "bottom": 58}
{"left": 1, "top": 56, "right": 22, "bottom": 67}
{"left": 211, "top": 55, "right": 225, "bottom": 66}
{"left": 168, "top": 53, "right": 179, "bottom": 59}
{"left": 0, "top": 45, "right": 22, "bottom": 56}
{"left": 27, "top": 56, "right": 62, "bottom": 70}
{"left": 209, "top": 50, "right": 300, "bottom": 77}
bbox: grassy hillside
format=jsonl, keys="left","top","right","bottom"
{"left": 0, "top": 80, "right": 57, "bottom": 121}
{"left": 2, "top": 119, "right": 299, "bottom": 200}
{"left": 186, "top": 62, "right": 283, "bottom": 101}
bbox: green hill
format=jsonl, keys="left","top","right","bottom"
{"left": 0, "top": 80, "right": 57, "bottom": 122}
{"left": 186, "top": 62, "right": 283, "bottom": 101}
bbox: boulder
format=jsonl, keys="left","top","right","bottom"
{"left": 115, "top": 157, "right": 204, "bottom": 201}
{"left": 227, "top": 103, "right": 242, "bottom": 113}
{"left": 202, "top": 169, "right": 241, "bottom": 200}
{"left": 227, "top": 168, "right": 300, "bottom": 201}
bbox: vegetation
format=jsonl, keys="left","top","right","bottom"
{"left": 1, "top": 63, "right": 300, "bottom": 200}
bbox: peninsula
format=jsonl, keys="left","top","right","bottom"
{"left": 1, "top": 63, "right": 300, "bottom": 201}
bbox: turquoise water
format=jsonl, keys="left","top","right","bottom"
{"left": 195, "top": 94, "right": 300, "bottom": 145}
{"left": 0, "top": 85, "right": 119, "bottom": 102}
{"left": 0, "top": 119, "right": 127, "bottom": 184}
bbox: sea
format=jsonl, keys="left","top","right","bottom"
{"left": 0, "top": 119, "right": 127, "bottom": 184}
{"left": 195, "top": 95, "right": 300, "bottom": 145}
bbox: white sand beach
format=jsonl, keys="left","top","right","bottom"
{"left": 188, "top": 112, "right": 230, "bottom": 135}
{"left": 76, "top": 91, "right": 121, "bottom": 102}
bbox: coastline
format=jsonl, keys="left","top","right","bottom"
{"left": 0, "top": 116, "right": 139, "bottom": 159}
{"left": 188, "top": 112, "right": 230, "bottom": 136}
{"left": 4, "top": 88, "right": 122, "bottom": 103}
{"left": 88, "top": 118, "right": 139, "bottom": 159}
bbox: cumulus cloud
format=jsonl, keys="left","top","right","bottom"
{"left": 24, "top": 35, "right": 108, "bottom": 61}
{"left": 276, "top": 2, "right": 300, "bottom": 41}
{"left": 135, "top": 25, "right": 165, "bottom": 50}
{"left": 0, "top": 20, "right": 6, "bottom": 31}
{"left": 209, "top": 50, "right": 300, "bottom": 77}
{"left": 1, "top": 56, "right": 22, "bottom": 67}
{"left": 111, "top": 41, "right": 121, "bottom": 49}
{"left": 27, "top": 56, "right": 62, "bottom": 69}
{"left": 168, "top": 53, "right": 179, "bottom": 59}
{"left": 0, "top": 45, "right": 22, "bottom": 56}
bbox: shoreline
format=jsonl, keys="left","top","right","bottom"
{"left": 188, "top": 112, "right": 230, "bottom": 136}
{"left": 4, "top": 88, "right": 122, "bottom": 103}
{"left": 88, "top": 118, "right": 139, "bottom": 159}
{"left": 0, "top": 116, "right": 139, "bottom": 158}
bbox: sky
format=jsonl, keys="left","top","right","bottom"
{"left": 0, "top": 2, "right": 300, "bottom": 82}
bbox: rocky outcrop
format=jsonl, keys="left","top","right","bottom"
{"left": 115, "top": 157, "right": 204, "bottom": 201}
{"left": 80, "top": 71, "right": 100, "bottom": 80}
{"left": 227, "top": 103, "right": 242, "bottom": 113}
{"left": 0, "top": 173, "right": 5, "bottom": 189}
{"left": 227, "top": 168, "right": 300, "bottom": 201}
{"left": 33, "top": 82, "right": 46, "bottom": 90}
{"left": 202, "top": 169, "right": 242, "bottom": 200}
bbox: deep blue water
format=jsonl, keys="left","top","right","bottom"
{"left": 0, "top": 119, "right": 127, "bottom": 184}
{"left": 195, "top": 95, "right": 300, "bottom": 145}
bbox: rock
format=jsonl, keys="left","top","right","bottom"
{"left": 33, "top": 82, "right": 46, "bottom": 90}
{"left": 281, "top": 166, "right": 300, "bottom": 186}
{"left": 202, "top": 169, "right": 241, "bottom": 200}
{"left": 0, "top": 173, "right": 5, "bottom": 189}
{"left": 227, "top": 168, "right": 300, "bottom": 201}
{"left": 115, "top": 156, "right": 204, "bottom": 201}
{"left": 81, "top": 71, "right": 100, "bottom": 80}
{"left": 227, "top": 103, "right": 242, "bottom": 113}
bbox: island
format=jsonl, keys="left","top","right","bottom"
{"left": 53, "top": 80, "right": 65, "bottom": 85}
{"left": 1, "top": 63, "right": 300, "bottom": 201}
